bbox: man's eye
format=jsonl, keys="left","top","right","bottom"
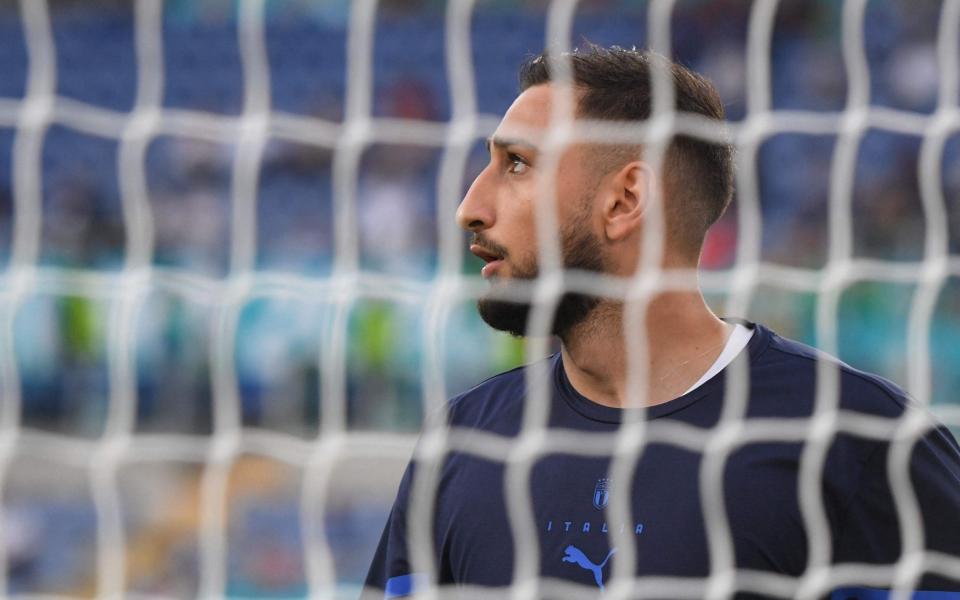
{"left": 506, "top": 153, "right": 529, "bottom": 174}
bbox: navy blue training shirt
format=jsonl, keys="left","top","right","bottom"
{"left": 365, "top": 323, "right": 960, "bottom": 598}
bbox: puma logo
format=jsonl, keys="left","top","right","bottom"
{"left": 561, "top": 545, "right": 616, "bottom": 591}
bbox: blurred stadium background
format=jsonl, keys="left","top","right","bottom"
{"left": 0, "top": 0, "right": 958, "bottom": 597}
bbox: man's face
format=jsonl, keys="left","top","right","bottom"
{"left": 456, "top": 84, "right": 606, "bottom": 339}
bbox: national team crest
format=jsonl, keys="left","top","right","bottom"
{"left": 592, "top": 478, "right": 610, "bottom": 509}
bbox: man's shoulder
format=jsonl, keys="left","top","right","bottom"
{"left": 444, "top": 358, "right": 554, "bottom": 433}
{"left": 450, "top": 361, "right": 529, "bottom": 406}
{"left": 755, "top": 324, "right": 913, "bottom": 419}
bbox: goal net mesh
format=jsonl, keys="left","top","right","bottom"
{"left": 0, "top": 0, "right": 958, "bottom": 597}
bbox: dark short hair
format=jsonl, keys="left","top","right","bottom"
{"left": 518, "top": 45, "right": 734, "bottom": 257}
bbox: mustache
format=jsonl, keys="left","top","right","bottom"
{"left": 471, "top": 234, "right": 509, "bottom": 259}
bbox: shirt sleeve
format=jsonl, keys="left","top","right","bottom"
{"left": 834, "top": 420, "right": 960, "bottom": 591}
{"left": 364, "top": 462, "right": 430, "bottom": 599}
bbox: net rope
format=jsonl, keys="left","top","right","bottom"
{"left": 0, "top": 0, "right": 958, "bottom": 598}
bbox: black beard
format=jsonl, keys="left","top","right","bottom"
{"left": 476, "top": 225, "right": 604, "bottom": 341}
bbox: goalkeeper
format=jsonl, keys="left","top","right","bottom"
{"left": 365, "top": 46, "right": 960, "bottom": 597}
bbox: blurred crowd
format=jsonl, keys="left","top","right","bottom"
{"left": 0, "top": 0, "right": 958, "bottom": 596}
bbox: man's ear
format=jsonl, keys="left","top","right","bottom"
{"left": 602, "top": 161, "right": 653, "bottom": 242}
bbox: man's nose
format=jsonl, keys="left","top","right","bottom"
{"left": 456, "top": 169, "right": 494, "bottom": 232}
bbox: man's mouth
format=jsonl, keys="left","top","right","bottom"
{"left": 469, "top": 244, "right": 505, "bottom": 279}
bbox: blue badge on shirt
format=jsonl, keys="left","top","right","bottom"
{"left": 593, "top": 478, "right": 610, "bottom": 510}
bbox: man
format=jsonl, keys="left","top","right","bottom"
{"left": 364, "top": 46, "right": 960, "bottom": 598}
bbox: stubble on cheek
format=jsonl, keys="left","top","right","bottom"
{"left": 475, "top": 216, "right": 605, "bottom": 340}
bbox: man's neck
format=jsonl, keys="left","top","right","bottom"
{"left": 559, "top": 291, "right": 733, "bottom": 408}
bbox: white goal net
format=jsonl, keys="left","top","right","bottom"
{"left": 0, "top": 0, "right": 958, "bottom": 598}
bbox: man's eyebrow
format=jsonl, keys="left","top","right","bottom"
{"left": 485, "top": 136, "right": 539, "bottom": 154}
